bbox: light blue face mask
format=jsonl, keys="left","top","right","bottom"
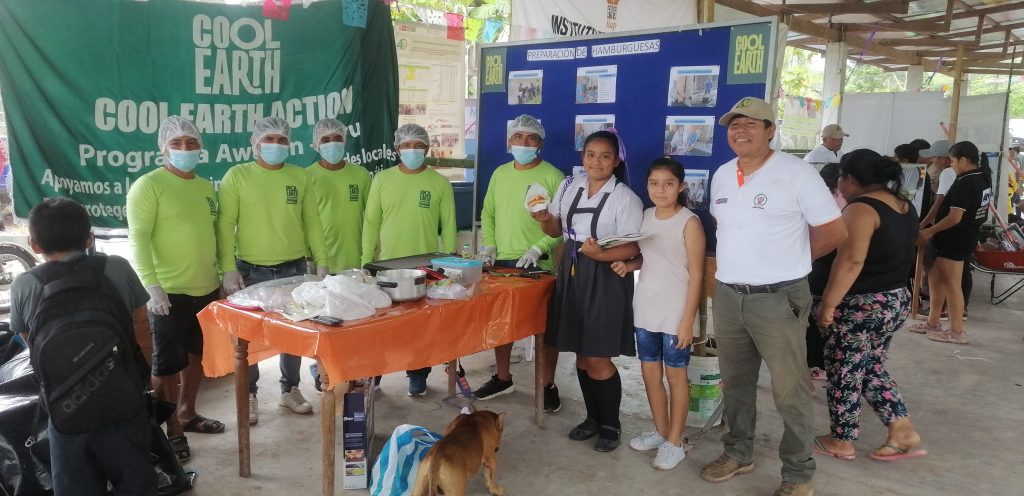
{"left": 319, "top": 142, "right": 346, "bottom": 165}
{"left": 399, "top": 149, "right": 427, "bottom": 170}
{"left": 259, "top": 143, "right": 289, "bottom": 165}
{"left": 167, "top": 149, "right": 201, "bottom": 173}
{"left": 510, "top": 145, "right": 539, "bottom": 164}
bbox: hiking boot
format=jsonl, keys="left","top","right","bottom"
{"left": 280, "top": 387, "right": 313, "bottom": 414}
{"left": 543, "top": 383, "right": 561, "bottom": 413}
{"left": 629, "top": 431, "right": 666, "bottom": 451}
{"left": 700, "top": 453, "right": 754, "bottom": 483}
{"left": 652, "top": 441, "right": 687, "bottom": 470}
{"left": 773, "top": 481, "right": 814, "bottom": 496}
{"left": 248, "top": 393, "right": 259, "bottom": 425}
{"left": 475, "top": 375, "right": 514, "bottom": 400}
{"left": 408, "top": 374, "right": 428, "bottom": 396}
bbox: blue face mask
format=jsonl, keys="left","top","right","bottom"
{"left": 510, "top": 145, "right": 539, "bottom": 164}
{"left": 167, "top": 149, "right": 201, "bottom": 173}
{"left": 319, "top": 142, "right": 346, "bottom": 165}
{"left": 259, "top": 143, "right": 289, "bottom": 166}
{"left": 399, "top": 149, "right": 427, "bottom": 170}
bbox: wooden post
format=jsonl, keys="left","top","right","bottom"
{"left": 233, "top": 337, "right": 251, "bottom": 477}
{"left": 319, "top": 360, "right": 336, "bottom": 496}
{"left": 534, "top": 333, "right": 545, "bottom": 426}
{"left": 447, "top": 359, "right": 458, "bottom": 398}
{"left": 949, "top": 45, "right": 965, "bottom": 142}
{"left": 701, "top": 0, "right": 716, "bottom": 23}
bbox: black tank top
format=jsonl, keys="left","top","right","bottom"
{"left": 808, "top": 196, "right": 918, "bottom": 296}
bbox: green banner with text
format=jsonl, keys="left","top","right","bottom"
{"left": 0, "top": 0, "right": 398, "bottom": 227}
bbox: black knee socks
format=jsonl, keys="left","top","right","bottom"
{"left": 577, "top": 368, "right": 599, "bottom": 422}
{"left": 591, "top": 370, "right": 622, "bottom": 438}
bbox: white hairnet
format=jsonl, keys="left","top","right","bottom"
{"left": 157, "top": 116, "right": 202, "bottom": 152}
{"left": 394, "top": 123, "right": 430, "bottom": 147}
{"left": 312, "top": 118, "right": 347, "bottom": 148}
{"left": 507, "top": 114, "right": 545, "bottom": 141}
{"left": 250, "top": 116, "right": 292, "bottom": 146}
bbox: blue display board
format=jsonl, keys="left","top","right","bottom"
{"left": 475, "top": 18, "right": 777, "bottom": 246}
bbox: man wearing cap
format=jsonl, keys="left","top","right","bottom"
{"left": 361, "top": 123, "right": 456, "bottom": 396}
{"left": 474, "top": 114, "right": 565, "bottom": 410}
{"left": 803, "top": 124, "right": 849, "bottom": 169}
{"left": 920, "top": 140, "right": 953, "bottom": 227}
{"left": 127, "top": 116, "right": 223, "bottom": 457}
{"left": 306, "top": 118, "right": 372, "bottom": 274}
{"left": 702, "top": 97, "right": 847, "bottom": 496}
{"left": 217, "top": 116, "right": 328, "bottom": 424}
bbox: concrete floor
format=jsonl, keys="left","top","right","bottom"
{"left": 173, "top": 271, "right": 1024, "bottom": 496}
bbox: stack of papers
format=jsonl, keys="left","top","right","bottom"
{"left": 596, "top": 232, "right": 655, "bottom": 248}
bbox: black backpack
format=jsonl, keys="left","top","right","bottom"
{"left": 27, "top": 254, "right": 149, "bottom": 435}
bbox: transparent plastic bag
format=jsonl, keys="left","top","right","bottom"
{"left": 227, "top": 274, "right": 321, "bottom": 311}
{"left": 426, "top": 280, "right": 472, "bottom": 300}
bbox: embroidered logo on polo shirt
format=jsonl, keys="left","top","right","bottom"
{"left": 285, "top": 185, "right": 298, "bottom": 204}
{"left": 753, "top": 193, "right": 767, "bottom": 209}
{"left": 419, "top": 190, "right": 431, "bottom": 208}
{"left": 715, "top": 198, "right": 728, "bottom": 204}
{"left": 348, "top": 184, "right": 359, "bottom": 201}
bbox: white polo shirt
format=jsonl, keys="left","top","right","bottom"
{"left": 710, "top": 152, "right": 841, "bottom": 285}
{"left": 936, "top": 166, "right": 956, "bottom": 195}
{"left": 803, "top": 144, "right": 843, "bottom": 167}
{"left": 549, "top": 175, "right": 643, "bottom": 241}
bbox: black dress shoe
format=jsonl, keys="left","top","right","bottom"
{"left": 593, "top": 426, "right": 621, "bottom": 452}
{"left": 568, "top": 418, "right": 600, "bottom": 441}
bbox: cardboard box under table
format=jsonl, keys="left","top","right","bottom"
{"left": 197, "top": 273, "right": 554, "bottom": 496}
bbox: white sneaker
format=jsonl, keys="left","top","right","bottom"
{"left": 248, "top": 393, "right": 259, "bottom": 425}
{"left": 280, "top": 386, "right": 313, "bottom": 414}
{"left": 652, "top": 441, "right": 686, "bottom": 470}
{"left": 629, "top": 431, "right": 666, "bottom": 451}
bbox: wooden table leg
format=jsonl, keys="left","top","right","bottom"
{"left": 233, "top": 337, "right": 251, "bottom": 477}
{"left": 534, "top": 333, "right": 544, "bottom": 426}
{"left": 319, "top": 360, "right": 336, "bottom": 496}
{"left": 447, "top": 359, "right": 457, "bottom": 398}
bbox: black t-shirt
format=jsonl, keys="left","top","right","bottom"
{"left": 933, "top": 169, "right": 991, "bottom": 251}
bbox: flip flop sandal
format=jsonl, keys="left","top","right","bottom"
{"left": 181, "top": 415, "right": 225, "bottom": 434}
{"left": 169, "top": 435, "right": 191, "bottom": 462}
{"left": 869, "top": 443, "right": 928, "bottom": 462}
{"left": 926, "top": 329, "right": 968, "bottom": 344}
{"left": 907, "top": 321, "right": 942, "bottom": 334}
{"left": 813, "top": 436, "right": 855, "bottom": 461}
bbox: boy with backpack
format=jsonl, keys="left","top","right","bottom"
{"left": 9, "top": 198, "right": 156, "bottom": 496}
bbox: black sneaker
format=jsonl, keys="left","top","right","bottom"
{"left": 543, "top": 383, "right": 561, "bottom": 413}
{"left": 475, "top": 375, "right": 514, "bottom": 400}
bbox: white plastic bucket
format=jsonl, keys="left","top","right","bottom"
{"left": 686, "top": 355, "right": 723, "bottom": 428}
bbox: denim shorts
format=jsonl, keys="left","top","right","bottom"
{"left": 635, "top": 327, "right": 692, "bottom": 368}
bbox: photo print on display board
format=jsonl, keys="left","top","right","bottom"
{"left": 664, "top": 116, "right": 714, "bottom": 157}
{"left": 667, "top": 66, "right": 719, "bottom": 107}
{"left": 683, "top": 169, "right": 710, "bottom": 210}
{"left": 574, "top": 114, "right": 616, "bottom": 151}
{"left": 508, "top": 70, "right": 544, "bottom": 105}
{"left": 575, "top": 65, "right": 618, "bottom": 104}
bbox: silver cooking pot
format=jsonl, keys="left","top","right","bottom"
{"left": 375, "top": 269, "right": 427, "bottom": 302}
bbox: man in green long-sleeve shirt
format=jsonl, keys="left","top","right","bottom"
{"left": 474, "top": 115, "right": 565, "bottom": 411}
{"left": 361, "top": 123, "right": 456, "bottom": 396}
{"left": 306, "top": 118, "right": 372, "bottom": 273}
{"left": 127, "top": 116, "right": 224, "bottom": 450}
{"left": 217, "top": 116, "right": 327, "bottom": 423}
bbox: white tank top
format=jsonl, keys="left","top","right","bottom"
{"left": 633, "top": 207, "right": 696, "bottom": 334}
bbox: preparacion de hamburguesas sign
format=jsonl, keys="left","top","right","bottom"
{"left": 0, "top": 0, "right": 398, "bottom": 228}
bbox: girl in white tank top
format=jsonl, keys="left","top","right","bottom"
{"left": 611, "top": 158, "right": 706, "bottom": 470}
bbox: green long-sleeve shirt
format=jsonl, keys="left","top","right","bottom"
{"left": 481, "top": 160, "right": 565, "bottom": 271}
{"left": 306, "top": 162, "right": 372, "bottom": 272}
{"left": 126, "top": 167, "right": 220, "bottom": 296}
{"left": 216, "top": 161, "right": 327, "bottom": 271}
{"left": 361, "top": 166, "right": 456, "bottom": 266}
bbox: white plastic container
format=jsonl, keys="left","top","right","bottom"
{"left": 431, "top": 256, "right": 483, "bottom": 285}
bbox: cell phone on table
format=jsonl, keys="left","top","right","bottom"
{"left": 310, "top": 316, "right": 343, "bottom": 326}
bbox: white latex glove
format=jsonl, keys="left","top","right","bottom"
{"left": 316, "top": 265, "right": 329, "bottom": 277}
{"left": 478, "top": 245, "right": 497, "bottom": 265}
{"left": 222, "top": 270, "right": 245, "bottom": 295}
{"left": 516, "top": 246, "right": 542, "bottom": 269}
{"left": 145, "top": 285, "right": 171, "bottom": 316}
{"left": 306, "top": 259, "right": 317, "bottom": 274}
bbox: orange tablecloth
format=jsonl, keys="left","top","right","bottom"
{"left": 198, "top": 274, "right": 554, "bottom": 388}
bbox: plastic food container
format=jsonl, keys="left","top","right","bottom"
{"left": 431, "top": 257, "right": 483, "bottom": 285}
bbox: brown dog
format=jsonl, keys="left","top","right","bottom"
{"left": 411, "top": 410, "right": 506, "bottom": 496}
